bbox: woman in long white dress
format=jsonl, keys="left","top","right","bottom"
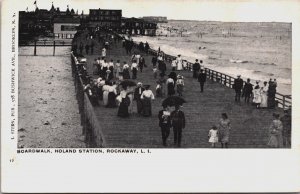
{"left": 176, "top": 55, "right": 183, "bottom": 71}
{"left": 102, "top": 84, "right": 110, "bottom": 106}
{"left": 252, "top": 83, "right": 261, "bottom": 108}
{"left": 260, "top": 81, "right": 268, "bottom": 108}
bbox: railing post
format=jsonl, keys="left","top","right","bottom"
{"left": 282, "top": 96, "right": 286, "bottom": 110}
{"left": 34, "top": 40, "right": 37, "bottom": 56}
{"left": 53, "top": 41, "right": 56, "bottom": 56}
{"left": 225, "top": 75, "right": 227, "bottom": 86}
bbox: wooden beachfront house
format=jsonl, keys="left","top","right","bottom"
{"left": 88, "top": 9, "right": 122, "bottom": 30}
{"left": 120, "top": 17, "right": 157, "bottom": 36}
{"left": 53, "top": 16, "right": 81, "bottom": 39}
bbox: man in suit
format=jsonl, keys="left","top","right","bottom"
{"left": 242, "top": 78, "right": 253, "bottom": 103}
{"left": 158, "top": 60, "right": 167, "bottom": 75}
{"left": 158, "top": 105, "right": 171, "bottom": 146}
{"left": 134, "top": 82, "right": 145, "bottom": 115}
{"left": 171, "top": 105, "right": 185, "bottom": 147}
{"left": 234, "top": 75, "right": 244, "bottom": 102}
{"left": 192, "top": 59, "right": 201, "bottom": 78}
{"left": 197, "top": 69, "right": 207, "bottom": 92}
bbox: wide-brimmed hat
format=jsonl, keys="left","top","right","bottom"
{"left": 137, "top": 82, "right": 143, "bottom": 86}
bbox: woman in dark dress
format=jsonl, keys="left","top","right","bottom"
{"left": 106, "top": 84, "right": 117, "bottom": 108}
{"left": 122, "top": 62, "right": 131, "bottom": 79}
{"left": 166, "top": 77, "right": 175, "bottom": 96}
{"left": 117, "top": 90, "right": 130, "bottom": 117}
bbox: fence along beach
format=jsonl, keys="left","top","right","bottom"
{"left": 70, "top": 28, "right": 290, "bottom": 148}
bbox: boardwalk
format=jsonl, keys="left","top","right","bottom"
{"left": 73, "top": 30, "right": 281, "bottom": 148}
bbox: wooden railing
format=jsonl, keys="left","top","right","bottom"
{"left": 71, "top": 52, "right": 106, "bottom": 147}
{"left": 20, "top": 40, "right": 72, "bottom": 56}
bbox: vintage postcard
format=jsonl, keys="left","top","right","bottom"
{"left": 1, "top": 0, "right": 300, "bottom": 192}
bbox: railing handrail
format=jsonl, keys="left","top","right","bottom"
{"left": 71, "top": 51, "right": 107, "bottom": 147}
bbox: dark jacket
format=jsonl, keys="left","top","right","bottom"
{"left": 193, "top": 62, "right": 201, "bottom": 71}
{"left": 152, "top": 56, "right": 157, "bottom": 64}
{"left": 234, "top": 78, "right": 244, "bottom": 90}
{"left": 134, "top": 87, "right": 145, "bottom": 100}
{"left": 171, "top": 110, "right": 185, "bottom": 128}
{"left": 158, "top": 110, "right": 171, "bottom": 127}
{"left": 243, "top": 82, "right": 253, "bottom": 95}
{"left": 198, "top": 72, "right": 207, "bottom": 83}
{"left": 158, "top": 61, "right": 167, "bottom": 72}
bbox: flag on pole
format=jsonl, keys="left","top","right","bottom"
{"left": 34, "top": 1, "right": 36, "bottom": 4}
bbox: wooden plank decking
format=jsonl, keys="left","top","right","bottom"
{"left": 73, "top": 31, "right": 282, "bottom": 148}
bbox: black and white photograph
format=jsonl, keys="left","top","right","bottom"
{"left": 1, "top": 0, "right": 300, "bottom": 193}
{"left": 17, "top": 0, "right": 292, "bottom": 148}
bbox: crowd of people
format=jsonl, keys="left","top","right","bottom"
{"left": 233, "top": 76, "right": 279, "bottom": 109}
{"left": 72, "top": 29, "right": 291, "bottom": 148}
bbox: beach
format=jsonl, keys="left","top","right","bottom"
{"left": 131, "top": 21, "right": 292, "bottom": 95}
{"left": 18, "top": 46, "right": 85, "bottom": 148}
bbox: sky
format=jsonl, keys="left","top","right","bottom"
{"left": 16, "top": 0, "right": 300, "bottom": 22}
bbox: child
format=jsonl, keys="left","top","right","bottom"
{"left": 208, "top": 125, "right": 219, "bottom": 148}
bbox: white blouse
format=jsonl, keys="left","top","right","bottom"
{"left": 131, "top": 63, "right": 138, "bottom": 69}
{"left": 166, "top": 78, "right": 174, "bottom": 84}
{"left": 108, "top": 62, "right": 114, "bottom": 67}
{"left": 123, "top": 64, "right": 129, "bottom": 69}
{"left": 141, "top": 90, "right": 155, "bottom": 100}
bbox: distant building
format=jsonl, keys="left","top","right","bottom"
{"left": 120, "top": 17, "right": 157, "bottom": 36}
{"left": 142, "top": 16, "right": 168, "bottom": 23}
{"left": 89, "top": 9, "right": 122, "bottom": 29}
{"left": 19, "top": 2, "right": 80, "bottom": 42}
{"left": 53, "top": 16, "right": 81, "bottom": 39}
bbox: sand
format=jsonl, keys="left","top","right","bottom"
{"left": 18, "top": 46, "right": 85, "bottom": 148}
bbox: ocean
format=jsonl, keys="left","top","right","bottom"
{"left": 131, "top": 20, "right": 292, "bottom": 95}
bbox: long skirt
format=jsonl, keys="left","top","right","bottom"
{"left": 106, "top": 92, "right": 116, "bottom": 108}
{"left": 128, "top": 94, "right": 134, "bottom": 114}
{"left": 117, "top": 98, "right": 129, "bottom": 117}
{"left": 123, "top": 69, "right": 131, "bottom": 79}
{"left": 177, "top": 85, "right": 183, "bottom": 96}
{"left": 136, "top": 99, "right": 143, "bottom": 114}
{"left": 167, "top": 83, "right": 175, "bottom": 96}
{"left": 101, "top": 67, "right": 108, "bottom": 78}
{"left": 267, "top": 133, "right": 283, "bottom": 148}
{"left": 98, "top": 86, "right": 103, "bottom": 100}
{"left": 142, "top": 97, "right": 152, "bottom": 117}
{"left": 219, "top": 129, "right": 230, "bottom": 143}
{"left": 268, "top": 96, "right": 276, "bottom": 108}
{"left": 103, "top": 91, "right": 109, "bottom": 106}
{"left": 132, "top": 68, "right": 137, "bottom": 79}
{"left": 260, "top": 93, "right": 268, "bottom": 108}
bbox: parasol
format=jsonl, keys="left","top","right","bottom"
{"left": 162, "top": 96, "right": 186, "bottom": 107}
